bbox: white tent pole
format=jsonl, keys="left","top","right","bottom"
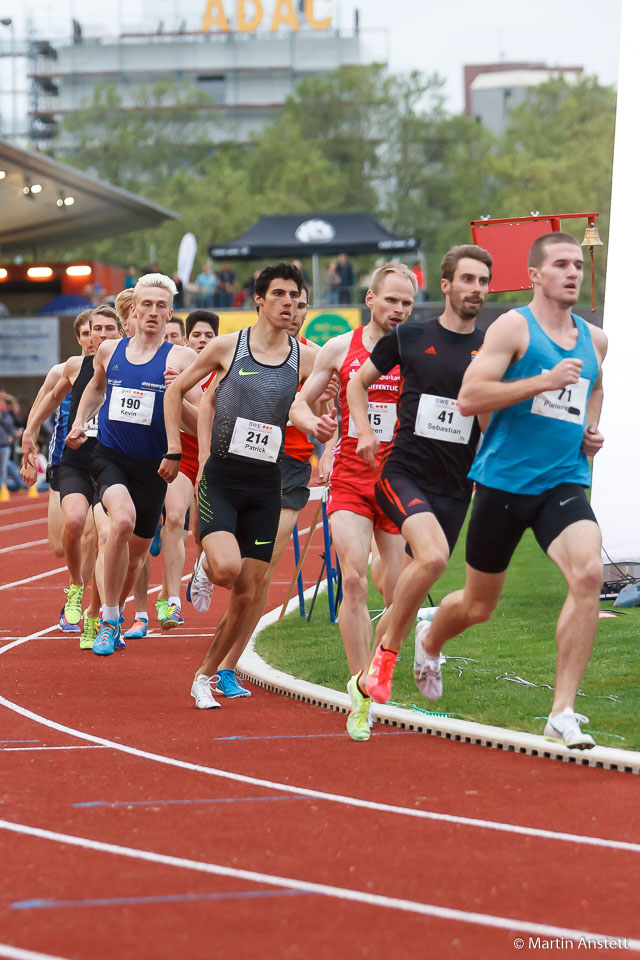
{"left": 590, "top": 0, "right": 640, "bottom": 564}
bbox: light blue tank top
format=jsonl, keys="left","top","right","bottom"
{"left": 97, "top": 338, "right": 172, "bottom": 462}
{"left": 470, "top": 306, "right": 598, "bottom": 494}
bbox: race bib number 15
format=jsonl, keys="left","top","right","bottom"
{"left": 348, "top": 402, "right": 396, "bottom": 442}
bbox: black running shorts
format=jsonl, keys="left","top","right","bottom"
{"left": 375, "top": 469, "right": 469, "bottom": 555}
{"left": 279, "top": 454, "right": 312, "bottom": 512}
{"left": 466, "top": 482, "right": 597, "bottom": 574}
{"left": 46, "top": 464, "right": 60, "bottom": 492}
{"left": 58, "top": 462, "right": 96, "bottom": 506}
{"left": 198, "top": 457, "right": 281, "bottom": 563}
{"left": 89, "top": 442, "right": 167, "bottom": 540}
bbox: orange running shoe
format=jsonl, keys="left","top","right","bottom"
{"left": 365, "top": 643, "right": 398, "bottom": 703}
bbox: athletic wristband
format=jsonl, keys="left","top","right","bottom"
{"left": 163, "top": 452, "right": 182, "bottom": 461}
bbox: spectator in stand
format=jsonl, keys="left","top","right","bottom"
{"left": 172, "top": 272, "right": 184, "bottom": 309}
{"left": 124, "top": 267, "right": 137, "bottom": 290}
{"left": 215, "top": 261, "right": 236, "bottom": 309}
{"left": 336, "top": 252, "right": 355, "bottom": 304}
{"left": 0, "top": 391, "right": 16, "bottom": 493}
{"left": 412, "top": 259, "right": 428, "bottom": 301}
{"left": 195, "top": 262, "right": 218, "bottom": 308}
{"left": 324, "top": 260, "right": 340, "bottom": 304}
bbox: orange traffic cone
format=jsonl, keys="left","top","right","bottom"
{"left": 0, "top": 484, "right": 9, "bottom": 502}
{"left": 28, "top": 484, "right": 39, "bottom": 498}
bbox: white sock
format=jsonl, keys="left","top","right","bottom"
{"left": 135, "top": 612, "right": 148, "bottom": 621}
{"left": 103, "top": 605, "right": 119, "bottom": 622}
{"left": 168, "top": 595, "right": 180, "bottom": 608}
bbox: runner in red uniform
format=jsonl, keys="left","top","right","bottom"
{"left": 290, "top": 263, "right": 416, "bottom": 741}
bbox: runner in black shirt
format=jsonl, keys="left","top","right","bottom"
{"left": 346, "top": 244, "right": 493, "bottom": 705}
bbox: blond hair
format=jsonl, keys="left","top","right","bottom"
{"left": 369, "top": 262, "right": 417, "bottom": 296}
{"left": 133, "top": 272, "right": 176, "bottom": 303}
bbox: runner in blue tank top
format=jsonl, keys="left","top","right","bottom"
{"left": 163, "top": 263, "right": 335, "bottom": 710}
{"left": 67, "top": 274, "right": 200, "bottom": 656}
{"left": 414, "top": 233, "right": 608, "bottom": 749}
{"left": 21, "top": 309, "right": 94, "bottom": 631}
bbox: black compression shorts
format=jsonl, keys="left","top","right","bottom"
{"left": 89, "top": 442, "right": 167, "bottom": 540}
{"left": 46, "top": 464, "right": 60, "bottom": 492}
{"left": 375, "top": 469, "right": 469, "bottom": 555}
{"left": 58, "top": 462, "right": 97, "bottom": 506}
{"left": 198, "top": 457, "right": 281, "bottom": 563}
{"left": 279, "top": 454, "right": 311, "bottom": 512}
{"left": 466, "top": 482, "right": 597, "bottom": 574}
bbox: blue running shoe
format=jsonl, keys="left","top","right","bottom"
{"left": 124, "top": 617, "right": 149, "bottom": 639}
{"left": 59, "top": 606, "right": 80, "bottom": 633}
{"left": 149, "top": 523, "right": 163, "bottom": 557}
{"left": 216, "top": 670, "right": 251, "bottom": 698}
{"left": 92, "top": 619, "right": 121, "bottom": 656}
{"left": 161, "top": 603, "right": 184, "bottom": 631}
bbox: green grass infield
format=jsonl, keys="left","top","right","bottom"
{"left": 256, "top": 526, "right": 640, "bottom": 751}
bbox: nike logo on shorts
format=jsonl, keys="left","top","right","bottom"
{"left": 559, "top": 497, "right": 577, "bottom": 507}
{"left": 255, "top": 539, "right": 272, "bottom": 546}
{"left": 238, "top": 369, "right": 260, "bottom": 376}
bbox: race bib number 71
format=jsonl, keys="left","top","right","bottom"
{"left": 531, "top": 374, "right": 589, "bottom": 425}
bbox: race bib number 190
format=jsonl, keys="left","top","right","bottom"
{"left": 108, "top": 387, "right": 155, "bottom": 426}
{"left": 229, "top": 417, "right": 282, "bottom": 463}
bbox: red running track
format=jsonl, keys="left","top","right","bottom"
{"left": 0, "top": 491, "right": 639, "bottom": 960}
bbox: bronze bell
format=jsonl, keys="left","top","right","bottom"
{"left": 581, "top": 225, "right": 604, "bottom": 247}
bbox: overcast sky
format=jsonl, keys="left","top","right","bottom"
{"left": 0, "top": 0, "right": 621, "bottom": 126}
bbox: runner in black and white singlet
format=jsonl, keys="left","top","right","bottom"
{"left": 67, "top": 274, "right": 198, "bottom": 657}
{"left": 346, "top": 245, "right": 493, "bottom": 708}
{"left": 162, "top": 262, "right": 336, "bottom": 710}
{"left": 21, "top": 306, "right": 123, "bottom": 643}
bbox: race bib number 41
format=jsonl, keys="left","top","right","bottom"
{"left": 531, "top": 374, "right": 589, "bottom": 425}
{"left": 348, "top": 402, "right": 396, "bottom": 442}
{"left": 108, "top": 387, "right": 155, "bottom": 426}
{"left": 229, "top": 417, "right": 282, "bottom": 463}
{"left": 414, "top": 394, "right": 473, "bottom": 444}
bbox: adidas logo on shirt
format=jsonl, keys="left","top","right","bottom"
{"left": 425, "top": 346, "right": 437, "bottom": 355}
{"left": 350, "top": 358, "right": 361, "bottom": 366}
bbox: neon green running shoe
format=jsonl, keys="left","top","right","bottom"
{"left": 155, "top": 597, "right": 169, "bottom": 622}
{"left": 346, "top": 674, "right": 372, "bottom": 742}
{"left": 64, "top": 584, "right": 84, "bottom": 626}
{"left": 79, "top": 615, "right": 99, "bottom": 650}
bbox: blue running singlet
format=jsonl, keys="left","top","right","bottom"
{"left": 97, "top": 338, "right": 172, "bottom": 462}
{"left": 470, "top": 306, "right": 599, "bottom": 495}
{"left": 48, "top": 391, "right": 72, "bottom": 467}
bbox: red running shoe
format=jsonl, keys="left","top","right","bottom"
{"left": 365, "top": 643, "right": 398, "bottom": 703}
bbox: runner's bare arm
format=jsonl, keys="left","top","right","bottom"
{"left": 197, "top": 378, "right": 216, "bottom": 468}
{"left": 582, "top": 326, "right": 608, "bottom": 456}
{"left": 346, "top": 358, "right": 383, "bottom": 469}
{"left": 21, "top": 357, "right": 81, "bottom": 463}
{"left": 458, "top": 312, "right": 584, "bottom": 416}
{"left": 164, "top": 344, "right": 201, "bottom": 435}
{"left": 290, "top": 337, "right": 342, "bottom": 440}
{"left": 65, "top": 344, "right": 113, "bottom": 448}
{"left": 160, "top": 334, "right": 235, "bottom": 481}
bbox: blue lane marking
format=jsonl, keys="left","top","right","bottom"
{"left": 212, "top": 731, "right": 415, "bottom": 741}
{"left": 0, "top": 739, "right": 40, "bottom": 743}
{"left": 72, "top": 795, "right": 300, "bottom": 809}
{"left": 11, "top": 889, "right": 307, "bottom": 911}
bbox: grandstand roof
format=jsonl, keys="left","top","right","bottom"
{"left": 0, "top": 140, "right": 179, "bottom": 257}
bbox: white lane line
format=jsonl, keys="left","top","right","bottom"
{"left": 0, "top": 567, "right": 67, "bottom": 592}
{"left": 0, "top": 539, "right": 49, "bottom": 555}
{"left": 0, "top": 624, "right": 61, "bottom": 656}
{"left": 0, "top": 501, "right": 46, "bottom": 515}
{"left": 0, "top": 517, "right": 47, "bottom": 533}
{"left": 0, "top": 745, "right": 106, "bottom": 753}
{"left": 1, "top": 818, "right": 638, "bottom": 949}
{"left": 0, "top": 693, "right": 638, "bottom": 857}
{"left": 0, "top": 943, "right": 70, "bottom": 960}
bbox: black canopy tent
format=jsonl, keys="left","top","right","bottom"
{"left": 209, "top": 213, "right": 421, "bottom": 302}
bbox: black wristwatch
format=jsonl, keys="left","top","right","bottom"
{"left": 163, "top": 452, "right": 182, "bottom": 461}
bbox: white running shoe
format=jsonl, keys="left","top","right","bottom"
{"left": 190, "top": 674, "right": 221, "bottom": 710}
{"left": 187, "top": 552, "right": 213, "bottom": 613}
{"left": 413, "top": 620, "right": 444, "bottom": 700}
{"left": 544, "top": 707, "right": 595, "bottom": 750}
